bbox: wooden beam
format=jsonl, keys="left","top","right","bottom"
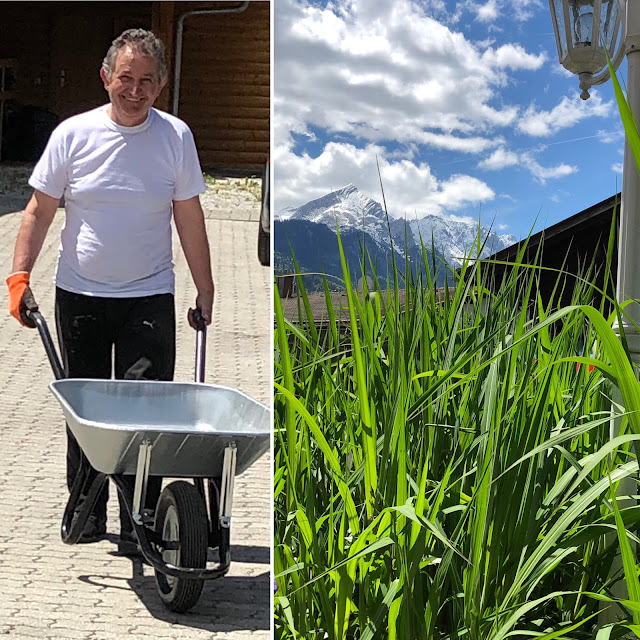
{"left": 152, "top": 1, "right": 175, "bottom": 112}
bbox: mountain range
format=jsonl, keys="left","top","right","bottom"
{"left": 275, "top": 184, "right": 517, "bottom": 289}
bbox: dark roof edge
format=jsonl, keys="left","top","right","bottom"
{"left": 488, "top": 192, "right": 620, "bottom": 262}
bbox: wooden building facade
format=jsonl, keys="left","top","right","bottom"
{"left": 0, "top": 1, "right": 270, "bottom": 172}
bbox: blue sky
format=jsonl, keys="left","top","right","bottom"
{"left": 274, "top": 0, "right": 626, "bottom": 240}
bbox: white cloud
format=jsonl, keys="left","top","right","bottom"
{"left": 418, "top": 131, "right": 506, "bottom": 153}
{"left": 481, "top": 44, "right": 546, "bottom": 70}
{"left": 467, "top": 0, "right": 543, "bottom": 23}
{"left": 433, "top": 174, "right": 495, "bottom": 210}
{"left": 551, "top": 64, "right": 575, "bottom": 79}
{"left": 478, "top": 147, "right": 578, "bottom": 183}
{"left": 612, "top": 162, "right": 623, "bottom": 174}
{"left": 520, "top": 153, "right": 577, "bottom": 182}
{"left": 276, "top": 0, "right": 545, "bottom": 148}
{"left": 476, "top": 0, "right": 499, "bottom": 22}
{"left": 512, "top": 0, "right": 544, "bottom": 22}
{"left": 518, "top": 92, "right": 612, "bottom": 137}
{"left": 478, "top": 147, "right": 519, "bottom": 170}
{"left": 597, "top": 128, "right": 624, "bottom": 144}
{"left": 274, "top": 141, "right": 495, "bottom": 217}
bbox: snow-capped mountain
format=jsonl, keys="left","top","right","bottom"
{"left": 277, "top": 185, "right": 517, "bottom": 267}
{"left": 278, "top": 184, "right": 393, "bottom": 248}
{"left": 408, "top": 215, "right": 517, "bottom": 266}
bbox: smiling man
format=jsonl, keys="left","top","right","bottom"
{"left": 5, "top": 29, "right": 214, "bottom": 555}
{"left": 101, "top": 43, "right": 164, "bottom": 127}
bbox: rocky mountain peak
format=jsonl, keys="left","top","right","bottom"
{"left": 276, "top": 185, "right": 516, "bottom": 266}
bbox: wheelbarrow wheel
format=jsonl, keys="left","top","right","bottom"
{"left": 154, "top": 481, "right": 208, "bottom": 612}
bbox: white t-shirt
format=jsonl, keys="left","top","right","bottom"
{"left": 29, "top": 105, "right": 206, "bottom": 297}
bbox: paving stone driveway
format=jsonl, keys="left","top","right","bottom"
{"left": 0, "top": 173, "right": 272, "bottom": 639}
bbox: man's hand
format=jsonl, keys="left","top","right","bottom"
{"left": 188, "top": 288, "right": 214, "bottom": 329}
{"left": 6, "top": 271, "right": 37, "bottom": 328}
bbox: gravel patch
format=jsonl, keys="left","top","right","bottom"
{"left": 0, "top": 164, "right": 32, "bottom": 198}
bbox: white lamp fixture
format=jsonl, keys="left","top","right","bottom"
{"left": 547, "top": 0, "right": 640, "bottom": 362}
{"left": 547, "top": 0, "right": 640, "bottom": 361}
{"left": 549, "top": 0, "right": 625, "bottom": 99}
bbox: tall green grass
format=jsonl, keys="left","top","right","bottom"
{"left": 274, "top": 220, "right": 640, "bottom": 638}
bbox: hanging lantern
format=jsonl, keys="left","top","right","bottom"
{"left": 548, "top": 0, "right": 624, "bottom": 98}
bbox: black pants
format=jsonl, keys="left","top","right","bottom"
{"left": 55, "top": 287, "right": 176, "bottom": 532}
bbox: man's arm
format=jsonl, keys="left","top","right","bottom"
{"left": 173, "top": 196, "right": 214, "bottom": 327}
{"left": 11, "top": 190, "right": 60, "bottom": 273}
{"left": 6, "top": 189, "right": 59, "bottom": 326}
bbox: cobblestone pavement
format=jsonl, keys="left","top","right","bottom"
{"left": 0, "top": 176, "right": 272, "bottom": 639}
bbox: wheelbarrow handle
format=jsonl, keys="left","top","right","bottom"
{"left": 26, "top": 303, "right": 207, "bottom": 384}
{"left": 25, "top": 308, "right": 65, "bottom": 381}
{"left": 193, "top": 307, "right": 207, "bottom": 383}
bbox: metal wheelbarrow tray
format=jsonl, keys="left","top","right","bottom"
{"left": 49, "top": 379, "right": 269, "bottom": 477}
{"left": 27, "top": 305, "right": 270, "bottom": 613}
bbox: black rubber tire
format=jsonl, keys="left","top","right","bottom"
{"left": 258, "top": 225, "right": 270, "bottom": 266}
{"left": 154, "top": 481, "right": 208, "bottom": 612}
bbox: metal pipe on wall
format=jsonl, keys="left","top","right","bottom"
{"left": 172, "top": 1, "right": 250, "bottom": 117}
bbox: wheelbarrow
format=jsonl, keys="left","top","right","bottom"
{"left": 26, "top": 305, "right": 270, "bottom": 613}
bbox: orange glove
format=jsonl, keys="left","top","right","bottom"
{"left": 6, "top": 271, "right": 37, "bottom": 328}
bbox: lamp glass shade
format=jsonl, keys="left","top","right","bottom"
{"left": 550, "top": 0, "right": 569, "bottom": 57}
{"left": 572, "top": 2, "right": 594, "bottom": 46}
{"left": 549, "top": 0, "right": 622, "bottom": 77}
{"left": 599, "top": 0, "right": 620, "bottom": 51}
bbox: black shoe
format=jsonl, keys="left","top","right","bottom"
{"left": 117, "top": 530, "right": 141, "bottom": 557}
{"left": 78, "top": 513, "right": 107, "bottom": 543}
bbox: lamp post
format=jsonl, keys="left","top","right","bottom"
{"left": 549, "top": 0, "right": 640, "bottom": 630}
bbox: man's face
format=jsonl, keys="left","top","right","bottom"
{"left": 100, "top": 47, "right": 167, "bottom": 127}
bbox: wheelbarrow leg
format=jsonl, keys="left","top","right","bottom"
{"left": 218, "top": 442, "right": 237, "bottom": 565}
{"left": 61, "top": 451, "right": 108, "bottom": 545}
{"left": 132, "top": 439, "right": 153, "bottom": 526}
{"left": 116, "top": 439, "right": 156, "bottom": 553}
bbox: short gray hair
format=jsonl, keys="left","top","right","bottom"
{"left": 102, "top": 29, "right": 167, "bottom": 81}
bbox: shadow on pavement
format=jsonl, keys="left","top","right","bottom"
{"left": 221, "top": 542, "right": 270, "bottom": 565}
{"left": 0, "top": 198, "right": 28, "bottom": 216}
{"left": 77, "top": 543, "right": 271, "bottom": 632}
